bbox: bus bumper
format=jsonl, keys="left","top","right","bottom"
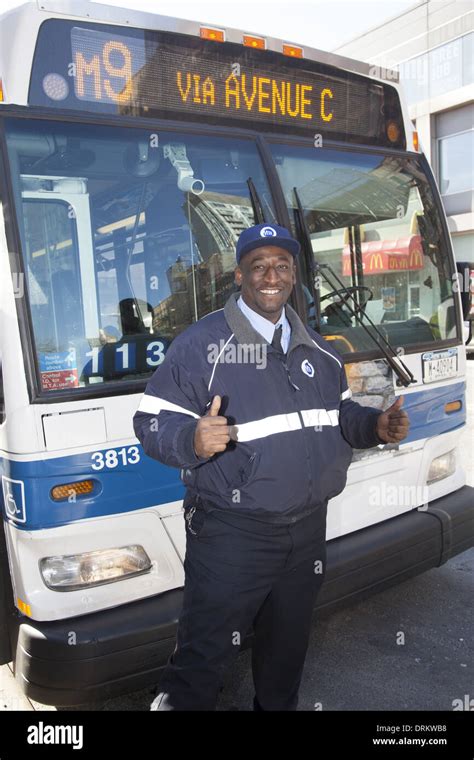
{"left": 11, "top": 485, "right": 474, "bottom": 706}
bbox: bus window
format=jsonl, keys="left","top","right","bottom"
{"left": 5, "top": 119, "right": 275, "bottom": 392}
{"left": 270, "top": 145, "right": 457, "bottom": 354}
{"left": 23, "top": 200, "right": 84, "bottom": 355}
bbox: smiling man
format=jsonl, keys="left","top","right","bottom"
{"left": 133, "top": 222, "right": 409, "bottom": 711}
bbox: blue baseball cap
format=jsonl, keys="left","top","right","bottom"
{"left": 236, "top": 223, "right": 300, "bottom": 264}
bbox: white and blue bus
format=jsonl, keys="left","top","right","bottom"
{"left": 0, "top": 0, "right": 472, "bottom": 706}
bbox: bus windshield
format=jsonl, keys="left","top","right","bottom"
{"left": 269, "top": 144, "right": 458, "bottom": 354}
{"left": 5, "top": 118, "right": 275, "bottom": 393}
{"left": 5, "top": 119, "right": 458, "bottom": 397}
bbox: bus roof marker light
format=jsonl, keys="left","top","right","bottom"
{"left": 200, "top": 27, "right": 225, "bottom": 42}
{"left": 243, "top": 35, "right": 266, "bottom": 50}
{"left": 0, "top": 79, "right": 4, "bottom": 102}
{"left": 283, "top": 44, "right": 303, "bottom": 58}
{"left": 413, "top": 131, "right": 419, "bottom": 151}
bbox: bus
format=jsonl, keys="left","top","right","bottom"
{"left": 0, "top": 0, "right": 472, "bottom": 707}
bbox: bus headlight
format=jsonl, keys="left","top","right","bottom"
{"left": 427, "top": 451, "right": 456, "bottom": 485}
{"left": 40, "top": 545, "right": 152, "bottom": 591}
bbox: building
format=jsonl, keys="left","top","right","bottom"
{"left": 335, "top": 0, "right": 473, "bottom": 264}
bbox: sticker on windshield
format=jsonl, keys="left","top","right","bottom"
{"left": 39, "top": 349, "right": 79, "bottom": 391}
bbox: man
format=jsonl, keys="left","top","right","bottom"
{"left": 133, "top": 223, "right": 409, "bottom": 711}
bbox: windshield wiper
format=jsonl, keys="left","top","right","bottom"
{"left": 293, "top": 188, "right": 416, "bottom": 387}
{"left": 293, "top": 188, "right": 321, "bottom": 332}
{"left": 348, "top": 224, "right": 365, "bottom": 312}
{"left": 125, "top": 180, "right": 148, "bottom": 331}
{"left": 316, "top": 260, "right": 416, "bottom": 386}
{"left": 247, "top": 177, "right": 267, "bottom": 224}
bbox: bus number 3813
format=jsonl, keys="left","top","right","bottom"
{"left": 91, "top": 446, "right": 141, "bottom": 470}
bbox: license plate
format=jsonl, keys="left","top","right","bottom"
{"left": 422, "top": 349, "right": 458, "bottom": 383}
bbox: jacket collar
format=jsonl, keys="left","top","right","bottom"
{"left": 224, "top": 293, "right": 315, "bottom": 354}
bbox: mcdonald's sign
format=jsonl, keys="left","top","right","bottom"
{"left": 388, "top": 254, "right": 409, "bottom": 270}
{"left": 408, "top": 243, "right": 423, "bottom": 269}
{"left": 342, "top": 235, "right": 424, "bottom": 275}
{"left": 369, "top": 252, "right": 384, "bottom": 271}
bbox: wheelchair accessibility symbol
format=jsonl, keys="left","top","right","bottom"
{"left": 2, "top": 476, "right": 26, "bottom": 523}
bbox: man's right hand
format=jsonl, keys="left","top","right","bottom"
{"left": 193, "top": 395, "right": 230, "bottom": 459}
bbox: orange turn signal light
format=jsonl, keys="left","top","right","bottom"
{"left": 445, "top": 401, "right": 462, "bottom": 414}
{"left": 17, "top": 598, "right": 31, "bottom": 616}
{"left": 413, "top": 130, "right": 419, "bottom": 151}
{"left": 51, "top": 480, "right": 94, "bottom": 501}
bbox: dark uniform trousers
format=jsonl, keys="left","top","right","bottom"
{"left": 152, "top": 500, "right": 328, "bottom": 711}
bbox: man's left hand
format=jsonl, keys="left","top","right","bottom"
{"left": 376, "top": 396, "right": 410, "bottom": 443}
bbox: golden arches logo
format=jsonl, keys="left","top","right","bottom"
{"left": 409, "top": 247, "right": 423, "bottom": 268}
{"left": 369, "top": 252, "right": 383, "bottom": 271}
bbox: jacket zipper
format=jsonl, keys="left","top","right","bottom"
{"left": 277, "top": 352, "right": 313, "bottom": 510}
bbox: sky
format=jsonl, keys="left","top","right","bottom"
{"left": 0, "top": 0, "right": 418, "bottom": 52}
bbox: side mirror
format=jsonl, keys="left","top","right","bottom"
{"left": 455, "top": 261, "right": 473, "bottom": 321}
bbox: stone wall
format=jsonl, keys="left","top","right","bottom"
{"left": 345, "top": 358, "right": 398, "bottom": 460}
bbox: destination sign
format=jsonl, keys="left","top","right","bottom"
{"left": 30, "top": 20, "right": 405, "bottom": 147}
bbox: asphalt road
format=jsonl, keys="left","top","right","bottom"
{"left": 2, "top": 364, "right": 473, "bottom": 712}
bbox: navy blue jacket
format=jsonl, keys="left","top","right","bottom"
{"left": 133, "top": 293, "right": 383, "bottom": 523}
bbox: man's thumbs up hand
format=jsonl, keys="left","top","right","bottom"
{"left": 207, "top": 395, "right": 222, "bottom": 417}
{"left": 193, "top": 395, "right": 231, "bottom": 458}
{"left": 375, "top": 396, "right": 410, "bottom": 444}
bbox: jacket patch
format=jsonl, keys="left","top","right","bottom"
{"left": 301, "top": 359, "right": 315, "bottom": 377}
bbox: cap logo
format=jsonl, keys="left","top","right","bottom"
{"left": 260, "top": 226, "right": 277, "bottom": 238}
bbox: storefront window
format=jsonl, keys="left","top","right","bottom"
{"left": 439, "top": 130, "right": 474, "bottom": 195}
